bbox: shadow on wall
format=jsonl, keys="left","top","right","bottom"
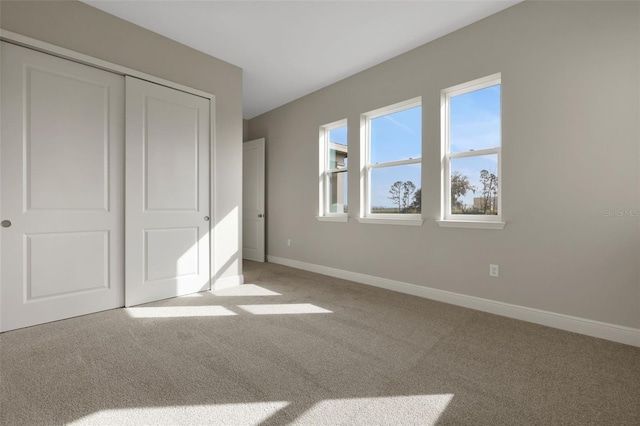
{"left": 213, "top": 205, "right": 241, "bottom": 284}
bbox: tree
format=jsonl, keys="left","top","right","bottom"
{"left": 451, "top": 172, "right": 474, "bottom": 213}
{"left": 388, "top": 181, "right": 403, "bottom": 211}
{"left": 410, "top": 188, "right": 421, "bottom": 212}
{"left": 479, "top": 170, "right": 498, "bottom": 214}
{"left": 401, "top": 181, "right": 416, "bottom": 212}
{"left": 388, "top": 180, "right": 416, "bottom": 213}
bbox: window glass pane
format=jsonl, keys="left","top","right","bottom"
{"left": 370, "top": 163, "right": 420, "bottom": 214}
{"left": 327, "top": 170, "right": 348, "bottom": 214}
{"left": 450, "top": 85, "right": 500, "bottom": 153}
{"left": 328, "top": 126, "right": 348, "bottom": 169}
{"left": 370, "top": 106, "right": 421, "bottom": 164}
{"left": 450, "top": 154, "right": 498, "bottom": 215}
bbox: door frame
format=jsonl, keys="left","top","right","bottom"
{"left": 0, "top": 30, "right": 218, "bottom": 325}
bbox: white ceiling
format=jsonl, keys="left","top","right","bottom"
{"left": 83, "top": 1, "right": 521, "bottom": 119}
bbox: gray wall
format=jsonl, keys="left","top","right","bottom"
{"left": 243, "top": 119, "right": 250, "bottom": 142}
{"left": 248, "top": 1, "right": 640, "bottom": 328}
{"left": 1, "top": 0, "right": 244, "bottom": 282}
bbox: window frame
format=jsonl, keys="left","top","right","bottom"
{"left": 439, "top": 73, "right": 505, "bottom": 229}
{"left": 318, "top": 118, "right": 349, "bottom": 221}
{"left": 359, "top": 97, "right": 423, "bottom": 225}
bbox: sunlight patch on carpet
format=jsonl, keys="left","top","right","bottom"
{"left": 212, "top": 283, "right": 282, "bottom": 297}
{"left": 126, "top": 305, "right": 237, "bottom": 318}
{"left": 68, "top": 402, "right": 290, "bottom": 426}
{"left": 292, "top": 394, "right": 454, "bottom": 425}
{"left": 237, "top": 303, "right": 333, "bottom": 315}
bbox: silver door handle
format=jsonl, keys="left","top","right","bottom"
{"left": 204, "top": 216, "right": 210, "bottom": 221}
{"left": 1, "top": 220, "right": 11, "bottom": 228}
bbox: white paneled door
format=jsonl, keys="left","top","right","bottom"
{"left": 125, "top": 77, "right": 211, "bottom": 306}
{"left": 242, "top": 139, "right": 265, "bottom": 262}
{"left": 0, "top": 42, "right": 125, "bottom": 332}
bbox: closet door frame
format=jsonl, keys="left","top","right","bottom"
{"left": 0, "top": 30, "right": 217, "bottom": 328}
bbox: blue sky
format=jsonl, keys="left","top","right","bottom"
{"left": 449, "top": 85, "right": 501, "bottom": 207}
{"left": 329, "top": 125, "right": 348, "bottom": 145}
{"left": 450, "top": 85, "right": 500, "bottom": 153}
{"left": 370, "top": 106, "right": 421, "bottom": 164}
{"left": 327, "top": 84, "right": 500, "bottom": 210}
{"left": 369, "top": 106, "right": 421, "bottom": 209}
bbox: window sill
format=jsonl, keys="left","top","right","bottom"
{"left": 317, "top": 215, "right": 349, "bottom": 223}
{"left": 436, "top": 220, "right": 505, "bottom": 230}
{"left": 357, "top": 217, "right": 424, "bottom": 226}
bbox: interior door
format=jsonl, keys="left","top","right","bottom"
{"left": 0, "top": 42, "right": 125, "bottom": 332}
{"left": 242, "top": 138, "right": 266, "bottom": 262}
{"left": 125, "top": 76, "right": 211, "bottom": 306}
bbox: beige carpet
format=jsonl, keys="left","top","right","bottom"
{"left": 1, "top": 260, "right": 639, "bottom": 425}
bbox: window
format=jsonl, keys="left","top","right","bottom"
{"left": 318, "top": 119, "right": 348, "bottom": 221}
{"left": 360, "top": 98, "right": 422, "bottom": 225}
{"left": 440, "top": 74, "right": 504, "bottom": 229}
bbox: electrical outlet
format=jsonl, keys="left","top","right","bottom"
{"left": 287, "top": 239, "right": 291, "bottom": 247}
{"left": 489, "top": 264, "right": 499, "bottom": 277}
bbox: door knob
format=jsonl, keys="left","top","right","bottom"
{"left": 204, "top": 216, "right": 210, "bottom": 221}
{"left": 1, "top": 220, "right": 11, "bottom": 228}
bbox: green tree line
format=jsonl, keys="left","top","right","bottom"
{"left": 383, "top": 169, "right": 497, "bottom": 215}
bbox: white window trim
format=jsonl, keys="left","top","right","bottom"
{"left": 359, "top": 97, "right": 423, "bottom": 226}
{"left": 439, "top": 73, "right": 504, "bottom": 230}
{"left": 436, "top": 219, "right": 505, "bottom": 230}
{"left": 357, "top": 216, "right": 423, "bottom": 226}
{"left": 318, "top": 118, "right": 349, "bottom": 220}
{"left": 317, "top": 215, "right": 349, "bottom": 223}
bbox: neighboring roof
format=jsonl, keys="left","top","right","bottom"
{"left": 329, "top": 142, "right": 348, "bottom": 155}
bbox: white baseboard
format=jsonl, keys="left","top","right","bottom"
{"left": 267, "top": 256, "right": 640, "bottom": 348}
{"left": 213, "top": 274, "right": 244, "bottom": 290}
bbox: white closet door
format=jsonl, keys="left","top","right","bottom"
{"left": 0, "top": 42, "right": 125, "bottom": 332}
{"left": 125, "top": 77, "right": 211, "bottom": 307}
